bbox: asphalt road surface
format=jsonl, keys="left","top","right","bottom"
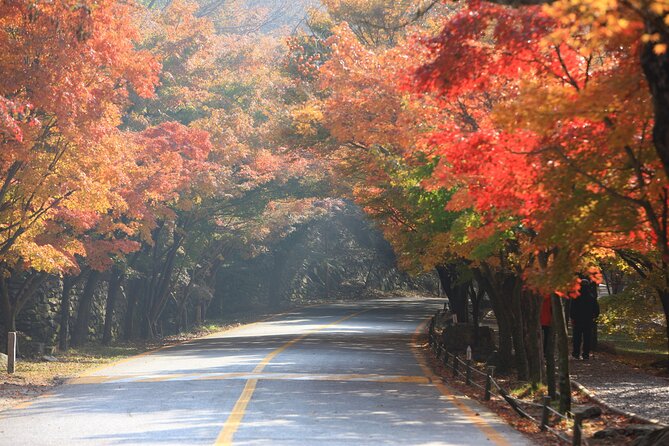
{"left": 0, "top": 297, "right": 532, "bottom": 445}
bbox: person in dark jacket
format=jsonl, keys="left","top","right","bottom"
{"left": 570, "top": 277, "right": 600, "bottom": 360}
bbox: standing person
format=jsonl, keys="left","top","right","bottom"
{"left": 570, "top": 276, "right": 600, "bottom": 360}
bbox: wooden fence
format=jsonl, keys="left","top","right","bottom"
{"left": 428, "top": 320, "right": 599, "bottom": 445}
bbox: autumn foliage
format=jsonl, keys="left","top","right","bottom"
{"left": 1, "top": 0, "right": 669, "bottom": 375}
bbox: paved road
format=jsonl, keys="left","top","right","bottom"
{"left": 0, "top": 297, "right": 532, "bottom": 445}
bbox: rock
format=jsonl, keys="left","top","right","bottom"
{"left": 633, "top": 427, "right": 669, "bottom": 446}
{"left": 573, "top": 405, "right": 602, "bottom": 420}
{"left": 624, "top": 425, "right": 665, "bottom": 437}
{"left": 41, "top": 355, "right": 58, "bottom": 362}
{"left": 595, "top": 425, "right": 663, "bottom": 439}
{"left": 594, "top": 428, "right": 618, "bottom": 439}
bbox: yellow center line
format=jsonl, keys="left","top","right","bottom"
{"left": 214, "top": 309, "right": 370, "bottom": 446}
{"left": 410, "top": 317, "right": 513, "bottom": 446}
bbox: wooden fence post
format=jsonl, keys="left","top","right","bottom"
{"left": 465, "top": 359, "right": 472, "bottom": 385}
{"left": 541, "top": 396, "right": 551, "bottom": 431}
{"left": 452, "top": 354, "right": 458, "bottom": 378}
{"left": 571, "top": 406, "right": 601, "bottom": 445}
{"left": 484, "top": 366, "right": 495, "bottom": 400}
{"left": 7, "top": 332, "right": 17, "bottom": 374}
{"left": 573, "top": 411, "right": 584, "bottom": 446}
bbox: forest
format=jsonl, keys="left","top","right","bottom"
{"left": 1, "top": 0, "right": 669, "bottom": 400}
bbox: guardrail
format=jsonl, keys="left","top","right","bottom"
{"left": 428, "top": 319, "right": 597, "bottom": 445}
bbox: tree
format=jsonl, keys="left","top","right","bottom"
{"left": 0, "top": 0, "right": 159, "bottom": 341}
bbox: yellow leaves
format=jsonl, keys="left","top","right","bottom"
{"left": 654, "top": 43, "right": 668, "bottom": 54}
{"left": 642, "top": 32, "right": 662, "bottom": 43}
{"left": 291, "top": 102, "right": 324, "bottom": 137}
{"left": 649, "top": 0, "right": 669, "bottom": 15}
{"left": 544, "top": 0, "right": 643, "bottom": 52}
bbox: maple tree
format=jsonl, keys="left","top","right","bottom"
{"left": 304, "top": 0, "right": 669, "bottom": 389}
{"left": 0, "top": 0, "right": 160, "bottom": 340}
{"left": 410, "top": 0, "right": 669, "bottom": 361}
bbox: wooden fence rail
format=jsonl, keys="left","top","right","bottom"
{"left": 428, "top": 317, "right": 597, "bottom": 446}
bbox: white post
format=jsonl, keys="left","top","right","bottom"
{"left": 466, "top": 345, "right": 472, "bottom": 361}
{"left": 452, "top": 314, "right": 458, "bottom": 324}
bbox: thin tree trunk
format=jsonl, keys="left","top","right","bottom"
{"left": 658, "top": 287, "right": 669, "bottom": 368}
{"left": 58, "top": 276, "right": 77, "bottom": 351}
{"left": 523, "top": 290, "right": 544, "bottom": 384}
{"left": 0, "top": 276, "right": 15, "bottom": 351}
{"left": 145, "top": 240, "right": 181, "bottom": 338}
{"left": 102, "top": 268, "right": 123, "bottom": 346}
{"left": 552, "top": 294, "right": 571, "bottom": 413}
{"left": 1, "top": 270, "right": 47, "bottom": 349}
{"left": 511, "top": 278, "right": 529, "bottom": 380}
{"left": 123, "top": 279, "right": 140, "bottom": 341}
{"left": 546, "top": 322, "right": 557, "bottom": 400}
{"left": 71, "top": 271, "right": 101, "bottom": 347}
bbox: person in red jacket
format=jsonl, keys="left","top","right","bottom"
{"left": 540, "top": 294, "right": 552, "bottom": 358}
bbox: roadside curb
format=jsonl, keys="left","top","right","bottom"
{"left": 571, "top": 379, "right": 668, "bottom": 427}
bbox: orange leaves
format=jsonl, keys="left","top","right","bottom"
{"left": 0, "top": 0, "right": 162, "bottom": 273}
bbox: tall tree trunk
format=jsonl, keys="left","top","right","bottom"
{"left": 123, "top": 278, "right": 141, "bottom": 341}
{"left": 641, "top": 38, "right": 669, "bottom": 179}
{"left": 475, "top": 267, "right": 514, "bottom": 373}
{"left": 102, "top": 267, "right": 123, "bottom": 346}
{"left": 523, "top": 290, "right": 544, "bottom": 385}
{"left": 71, "top": 271, "right": 101, "bottom": 347}
{"left": 546, "top": 321, "right": 557, "bottom": 400}
{"left": 1, "top": 270, "right": 47, "bottom": 350}
{"left": 0, "top": 276, "right": 15, "bottom": 351}
{"left": 58, "top": 276, "right": 77, "bottom": 351}
{"left": 145, "top": 239, "right": 181, "bottom": 339}
{"left": 511, "top": 278, "right": 529, "bottom": 380}
{"left": 552, "top": 294, "right": 571, "bottom": 413}
{"left": 658, "top": 287, "right": 669, "bottom": 368}
{"left": 471, "top": 284, "right": 482, "bottom": 329}
{"left": 268, "top": 252, "right": 285, "bottom": 310}
{"left": 436, "top": 264, "right": 469, "bottom": 323}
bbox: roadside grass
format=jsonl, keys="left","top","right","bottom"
{"left": 508, "top": 381, "right": 546, "bottom": 400}
{"left": 598, "top": 331, "right": 668, "bottom": 370}
{"left": 599, "top": 332, "right": 666, "bottom": 356}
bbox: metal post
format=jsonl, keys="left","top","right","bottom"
{"left": 465, "top": 359, "right": 472, "bottom": 385}
{"left": 484, "top": 366, "right": 495, "bottom": 400}
{"left": 452, "top": 354, "right": 458, "bottom": 378}
{"left": 573, "top": 412, "right": 583, "bottom": 446}
{"left": 541, "top": 396, "right": 551, "bottom": 431}
{"left": 7, "top": 332, "right": 16, "bottom": 374}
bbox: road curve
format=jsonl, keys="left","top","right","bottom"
{"left": 0, "top": 297, "right": 532, "bottom": 445}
